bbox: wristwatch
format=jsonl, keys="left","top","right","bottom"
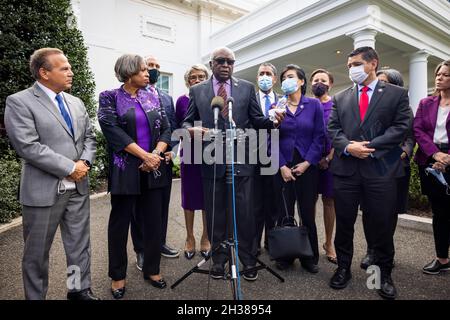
{"left": 325, "top": 156, "right": 330, "bottom": 163}
{"left": 81, "top": 159, "right": 91, "bottom": 168}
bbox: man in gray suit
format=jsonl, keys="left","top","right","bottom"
{"left": 182, "top": 47, "right": 284, "bottom": 281}
{"left": 4, "top": 48, "right": 98, "bottom": 300}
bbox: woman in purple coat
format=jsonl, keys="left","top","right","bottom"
{"left": 175, "top": 64, "right": 211, "bottom": 260}
{"left": 414, "top": 60, "right": 450, "bottom": 275}
{"left": 274, "top": 64, "right": 325, "bottom": 272}
{"left": 310, "top": 69, "right": 337, "bottom": 264}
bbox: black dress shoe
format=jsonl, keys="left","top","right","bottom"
{"left": 275, "top": 260, "right": 293, "bottom": 271}
{"left": 377, "top": 275, "right": 397, "bottom": 300}
{"left": 184, "top": 250, "right": 195, "bottom": 260}
{"left": 161, "top": 244, "right": 180, "bottom": 258}
{"left": 210, "top": 263, "right": 225, "bottom": 279}
{"left": 136, "top": 252, "right": 144, "bottom": 271}
{"left": 200, "top": 250, "right": 210, "bottom": 258}
{"left": 329, "top": 267, "right": 352, "bottom": 290}
{"left": 422, "top": 259, "right": 450, "bottom": 275}
{"left": 144, "top": 275, "right": 167, "bottom": 289}
{"left": 301, "top": 261, "right": 319, "bottom": 274}
{"left": 242, "top": 265, "right": 258, "bottom": 281}
{"left": 360, "top": 249, "right": 376, "bottom": 270}
{"left": 67, "top": 288, "right": 100, "bottom": 300}
{"left": 111, "top": 287, "right": 126, "bottom": 300}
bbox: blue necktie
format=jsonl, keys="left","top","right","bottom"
{"left": 264, "top": 95, "right": 272, "bottom": 116}
{"left": 55, "top": 94, "right": 74, "bottom": 135}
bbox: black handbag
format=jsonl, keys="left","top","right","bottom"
{"left": 268, "top": 185, "right": 314, "bottom": 260}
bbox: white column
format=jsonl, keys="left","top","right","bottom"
{"left": 349, "top": 29, "right": 378, "bottom": 49}
{"left": 409, "top": 50, "right": 429, "bottom": 114}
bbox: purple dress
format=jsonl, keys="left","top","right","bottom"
{"left": 176, "top": 95, "right": 204, "bottom": 211}
{"left": 318, "top": 99, "right": 334, "bottom": 198}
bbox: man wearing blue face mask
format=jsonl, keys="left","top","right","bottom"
{"left": 254, "top": 63, "right": 280, "bottom": 255}
{"left": 328, "top": 47, "right": 412, "bottom": 300}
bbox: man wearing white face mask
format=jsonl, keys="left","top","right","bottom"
{"left": 328, "top": 47, "right": 412, "bottom": 300}
{"left": 254, "top": 63, "right": 280, "bottom": 255}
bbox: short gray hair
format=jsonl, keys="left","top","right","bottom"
{"left": 184, "top": 64, "right": 209, "bottom": 87}
{"left": 258, "top": 62, "right": 277, "bottom": 76}
{"left": 210, "top": 47, "right": 235, "bottom": 61}
{"left": 29, "top": 48, "right": 64, "bottom": 80}
{"left": 114, "top": 54, "right": 145, "bottom": 83}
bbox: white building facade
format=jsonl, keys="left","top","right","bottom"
{"left": 72, "top": 0, "right": 266, "bottom": 100}
{"left": 74, "top": 0, "right": 449, "bottom": 113}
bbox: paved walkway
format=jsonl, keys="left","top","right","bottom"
{"left": 0, "top": 180, "right": 448, "bottom": 300}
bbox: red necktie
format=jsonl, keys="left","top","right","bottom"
{"left": 359, "top": 86, "right": 369, "bottom": 121}
{"left": 218, "top": 83, "right": 228, "bottom": 118}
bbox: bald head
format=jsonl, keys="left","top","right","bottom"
{"left": 209, "top": 47, "right": 235, "bottom": 82}
{"left": 145, "top": 55, "right": 160, "bottom": 70}
{"left": 210, "top": 47, "right": 235, "bottom": 61}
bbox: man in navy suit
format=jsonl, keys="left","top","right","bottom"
{"left": 254, "top": 62, "right": 280, "bottom": 255}
{"left": 328, "top": 47, "right": 411, "bottom": 299}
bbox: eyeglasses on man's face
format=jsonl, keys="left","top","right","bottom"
{"left": 213, "top": 58, "right": 235, "bottom": 66}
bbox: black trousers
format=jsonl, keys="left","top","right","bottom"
{"left": 202, "top": 176, "right": 257, "bottom": 267}
{"left": 108, "top": 175, "right": 163, "bottom": 280}
{"left": 334, "top": 171, "right": 397, "bottom": 272}
{"left": 419, "top": 166, "right": 450, "bottom": 259}
{"left": 131, "top": 164, "right": 172, "bottom": 253}
{"left": 274, "top": 156, "right": 320, "bottom": 265}
{"left": 253, "top": 172, "right": 277, "bottom": 249}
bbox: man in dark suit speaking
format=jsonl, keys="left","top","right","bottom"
{"left": 327, "top": 46, "right": 412, "bottom": 299}
{"left": 182, "top": 47, "right": 283, "bottom": 281}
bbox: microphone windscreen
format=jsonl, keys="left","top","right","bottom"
{"left": 211, "top": 96, "right": 224, "bottom": 109}
{"left": 226, "top": 97, "right": 235, "bottom": 105}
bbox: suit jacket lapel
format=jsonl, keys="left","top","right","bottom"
{"left": 361, "top": 81, "right": 386, "bottom": 126}
{"left": 32, "top": 83, "right": 74, "bottom": 138}
{"left": 349, "top": 85, "right": 360, "bottom": 124}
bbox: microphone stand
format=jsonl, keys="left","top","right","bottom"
{"left": 171, "top": 98, "right": 284, "bottom": 300}
{"left": 224, "top": 98, "right": 240, "bottom": 299}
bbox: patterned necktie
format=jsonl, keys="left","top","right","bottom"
{"left": 264, "top": 94, "right": 272, "bottom": 116}
{"left": 359, "top": 86, "right": 369, "bottom": 121}
{"left": 55, "top": 94, "right": 74, "bottom": 135}
{"left": 218, "top": 82, "right": 228, "bottom": 118}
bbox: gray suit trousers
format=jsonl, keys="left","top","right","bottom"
{"left": 22, "top": 190, "right": 91, "bottom": 300}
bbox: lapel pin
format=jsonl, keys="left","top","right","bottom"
{"left": 378, "top": 88, "right": 383, "bottom": 92}
{"left": 300, "top": 105, "right": 304, "bottom": 109}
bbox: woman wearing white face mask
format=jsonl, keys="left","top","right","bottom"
{"left": 273, "top": 64, "right": 325, "bottom": 273}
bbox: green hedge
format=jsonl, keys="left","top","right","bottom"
{"left": 0, "top": 139, "right": 21, "bottom": 223}
{"left": 0, "top": 0, "right": 108, "bottom": 223}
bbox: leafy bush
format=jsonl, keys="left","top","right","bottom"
{"left": 0, "top": 140, "right": 21, "bottom": 223}
{"left": 0, "top": 0, "right": 108, "bottom": 222}
{"left": 172, "top": 155, "right": 181, "bottom": 178}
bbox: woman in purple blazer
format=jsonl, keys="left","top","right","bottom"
{"left": 274, "top": 64, "right": 325, "bottom": 272}
{"left": 414, "top": 60, "right": 450, "bottom": 275}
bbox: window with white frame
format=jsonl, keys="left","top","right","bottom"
{"left": 156, "top": 73, "right": 171, "bottom": 95}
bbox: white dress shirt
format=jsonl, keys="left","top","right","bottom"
{"left": 258, "top": 90, "right": 276, "bottom": 116}
{"left": 36, "top": 81, "right": 76, "bottom": 191}
{"left": 433, "top": 106, "right": 450, "bottom": 144}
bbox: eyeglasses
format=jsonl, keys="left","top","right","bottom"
{"left": 188, "top": 75, "right": 207, "bottom": 81}
{"left": 214, "top": 58, "right": 235, "bottom": 65}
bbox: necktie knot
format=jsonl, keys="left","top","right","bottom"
{"left": 55, "top": 93, "right": 63, "bottom": 103}
{"left": 361, "top": 86, "right": 369, "bottom": 93}
{"left": 55, "top": 93, "right": 74, "bottom": 135}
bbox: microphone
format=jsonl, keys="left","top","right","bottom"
{"left": 211, "top": 96, "right": 224, "bottom": 131}
{"left": 226, "top": 97, "right": 235, "bottom": 126}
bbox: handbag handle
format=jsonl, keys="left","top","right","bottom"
{"left": 282, "top": 180, "right": 305, "bottom": 227}
{"left": 277, "top": 186, "right": 301, "bottom": 227}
